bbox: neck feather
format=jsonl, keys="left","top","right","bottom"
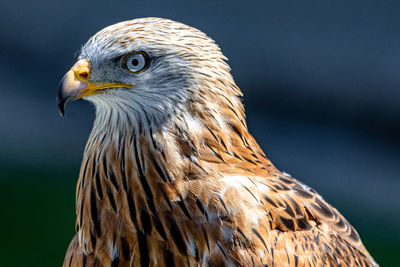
{"left": 75, "top": 89, "right": 275, "bottom": 256}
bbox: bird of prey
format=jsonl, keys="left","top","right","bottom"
{"left": 57, "top": 17, "right": 378, "bottom": 267}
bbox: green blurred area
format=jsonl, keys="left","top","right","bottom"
{"left": 0, "top": 163, "right": 77, "bottom": 267}
{"left": 0, "top": 162, "right": 398, "bottom": 267}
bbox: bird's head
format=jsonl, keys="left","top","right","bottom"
{"left": 58, "top": 17, "right": 244, "bottom": 132}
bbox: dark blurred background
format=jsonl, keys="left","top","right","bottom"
{"left": 1, "top": 0, "right": 399, "bottom": 266}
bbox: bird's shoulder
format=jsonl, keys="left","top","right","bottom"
{"left": 184, "top": 172, "right": 377, "bottom": 266}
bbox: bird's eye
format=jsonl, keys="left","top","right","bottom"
{"left": 123, "top": 52, "right": 148, "bottom": 73}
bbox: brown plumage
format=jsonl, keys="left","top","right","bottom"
{"left": 57, "top": 17, "right": 378, "bottom": 266}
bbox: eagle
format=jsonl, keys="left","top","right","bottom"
{"left": 57, "top": 17, "right": 378, "bottom": 267}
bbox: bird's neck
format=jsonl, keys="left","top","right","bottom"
{"left": 75, "top": 102, "right": 275, "bottom": 255}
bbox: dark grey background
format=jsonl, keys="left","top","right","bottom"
{"left": 0, "top": 0, "right": 399, "bottom": 266}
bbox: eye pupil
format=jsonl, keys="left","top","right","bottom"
{"left": 131, "top": 59, "right": 139, "bottom": 66}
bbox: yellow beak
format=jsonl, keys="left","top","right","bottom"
{"left": 56, "top": 59, "right": 133, "bottom": 116}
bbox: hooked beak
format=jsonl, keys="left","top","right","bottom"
{"left": 56, "top": 59, "right": 133, "bottom": 116}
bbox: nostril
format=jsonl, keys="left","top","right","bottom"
{"left": 79, "top": 72, "right": 89, "bottom": 80}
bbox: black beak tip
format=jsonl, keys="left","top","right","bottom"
{"left": 57, "top": 73, "right": 68, "bottom": 117}
{"left": 57, "top": 95, "right": 65, "bottom": 117}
